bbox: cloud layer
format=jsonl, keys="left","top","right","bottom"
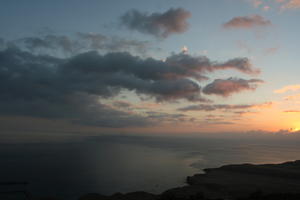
{"left": 120, "top": 8, "right": 191, "bottom": 38}
{"left": 0, "top": 18, "right": 265, "bottom": 129}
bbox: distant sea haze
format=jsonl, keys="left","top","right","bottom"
{"left": 1, "top": 135, "right": 300, "bottom": 200}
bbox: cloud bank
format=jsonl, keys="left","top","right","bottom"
{"left": 0, "top": 45, "right": 262, "bottom": 128}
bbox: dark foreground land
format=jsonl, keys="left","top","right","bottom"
{"left": 9, "top": 160, "right": 300, "bottom": 200}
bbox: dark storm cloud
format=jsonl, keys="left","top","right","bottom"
{"left": 223, "top": 15, "right": 272, "bottom": 29}
{"left": 178, "top": 104, "right": 255, "bottom": 112}
{"left": 120, "top": 8, "right": 191, "bottom": 38}
{"left": 202, "top": 78, "right": 264, "bottom": 97}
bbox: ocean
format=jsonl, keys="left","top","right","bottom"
{"left": 1, "top": 134, "right": 300, "bottom": 199}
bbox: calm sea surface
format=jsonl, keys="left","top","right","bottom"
{"left": 1, "top": 135, "right": 300, "bottom": 199}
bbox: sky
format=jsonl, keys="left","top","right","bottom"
{"left": 1, "top": 0, "right": 300, "bottom": 139}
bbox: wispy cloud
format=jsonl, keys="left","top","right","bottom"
{"left": 223, "top": 15, "right": 272, "bottom": 29}
{"left": 178, "top": 102, "right": 270, "bottom": 112}
{"left": 178, "top": 104, "right": 257, "bottom": 112}
{"left": 237, "top": 40, "right": 253, "bottom": 53}
{"left": 284, "top": 110, "right": 300, "bottom": 113}
{"left": 280, "top": 0, "right": 300, "bottom": 10}
{"left": 264, "top": 47, "right": 279, "bottom": 55}
{"left": 274, "top": 85, "right": 300, "bottom": 93}
{"left": 251, "top": 0, "right": 263, "bottom": 8}
{"left": 250, "top": 0, "right": 300, "bottom": 11}
{"left": 284, "top": 93, "right": 300, "bottom": 101}
{"left": 202, "top": 78, "right": 264, "bottom": 97}
{"left": 14, "top": 33, "right": 150, "bottom": 56}
{"left": 165, "top": 53, "right": 260, "bottom": 76}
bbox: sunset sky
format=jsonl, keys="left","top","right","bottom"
{"left": 1, "top": 0, "right": 300, "bottom": 138}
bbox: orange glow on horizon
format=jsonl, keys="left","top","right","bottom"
{"left": 290, "top": 128, "right": 300, "bottom": 132}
